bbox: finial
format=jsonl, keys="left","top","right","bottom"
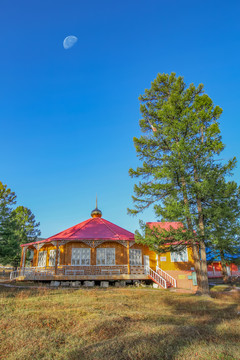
{"left": 91, "top": 195, "right": 102, "bottom": 218}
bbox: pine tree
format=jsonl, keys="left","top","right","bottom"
{"left": 0, "top": 182, "right": 41, "bottom": 267}
{"left": 0, "top": 181, "right": 17, "bottom": 261}
{"left": 204, "top": 177, "right": 240, "bottom": 278}
{"left": 128, "top": 73, "right": 237, "bottom": 294}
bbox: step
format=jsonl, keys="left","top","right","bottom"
{"left": 156, "top": 269, "right": 176, "bottom": 288}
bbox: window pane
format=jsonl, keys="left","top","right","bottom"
{"left": 38, "top": 251, "right": 47, "bottom": 267}
{"left": 106, "top": 248, "right": 115, "bottom": 265}
{"left": 171, "top": 248, "right": 188, "bottom": 262}
{"left": 71, "top": 248, "right": 91, "bottom": 265}
{"left": 130, "top": 249, "right": 142, "bottom": 265}
{"left": 49, "top": 249, "right": 56, "bottom": 267}
{"left": 97, "top": 248, "right": 105, "bottom": 265}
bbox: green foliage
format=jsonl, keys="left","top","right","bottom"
{"left": 204, "top": 177, "right": 240, "bottom": 264}
{"left": 135, "top": 220, "right": 193, "bottom": 254}
{"left": 128, "top": 72, "right": 239, "bottom": 292}
{"left": 0, "top": 181, "right": 40, "bottom": 267}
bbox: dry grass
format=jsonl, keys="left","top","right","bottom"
{"left": 0, "top": 286, "right": 239, "bottom": 360}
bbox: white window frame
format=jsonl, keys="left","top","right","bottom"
{"left": 38, "top": 251, "right": 47, "bottom": 267}
{"left": 96, "top": 248, "right": 115, "bottom": 265}
{"left": 130, "top": 249, "right": 142, "bottom": 266}
{"left": 71, "top": 248, "right": 91, "bottom": 266}
{"left": 48, "top": 249, "right": 60, "bottom": 267}
{"left": 170, "top": 247, "right": 188, "bottom": 262}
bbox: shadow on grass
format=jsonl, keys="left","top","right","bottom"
{"left": 67, "top": 296, "right": 240, "bottom": 360}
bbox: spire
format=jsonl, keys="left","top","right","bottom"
{"left": 91, "top": 195, "right": 102, "bottom": 218}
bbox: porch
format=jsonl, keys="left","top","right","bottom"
{"left": 11, "top": 265, "right": 149, "bottom": 281}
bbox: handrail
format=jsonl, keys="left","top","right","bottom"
{"left": 156, "top": 266, "right": 177, "bottom": 288}
{"left": 145, "top": 266, "right": 167, "bottom": 289}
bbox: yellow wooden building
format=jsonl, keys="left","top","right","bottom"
{"left": 16, "top": 204, "right": 197, "bottom": 290}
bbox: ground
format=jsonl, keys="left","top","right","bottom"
{"left": 0, "top": 285, "right": 239, "bottom": 360}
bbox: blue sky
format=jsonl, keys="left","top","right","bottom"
{"left": 0, "top": 0, "right": 240, "bottom": 237}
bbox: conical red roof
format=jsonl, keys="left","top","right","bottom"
{"left": 21, "top": 217, "right": 135, "bottom": 246}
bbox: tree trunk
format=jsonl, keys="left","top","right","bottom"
{"left": 180, "top": 176, "right": 202, "bottom": 291}
{"left": 199, "top": 239, "right": 209, "bottom": 294}
{"left": 194, "top": 168, "right": 209, "bottom": 295}
{"left": 220, "top": 249, "right": 228, "bottom": 281}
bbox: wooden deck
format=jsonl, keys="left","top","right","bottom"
{"left": 16, "top": 274, "right": 149, "bottom": 281}
{"left": 11, "top": 265, "right": 149, "bottom": 282}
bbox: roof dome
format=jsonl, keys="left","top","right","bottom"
{"left": 91, "top": 196, "right": 102, "bottom": 218}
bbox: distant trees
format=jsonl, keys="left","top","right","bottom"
{"left": 128, "top": 73, "right": 240, "bottom": 294}
{"left": 0, "top": 181, "right": 40, "bottom": 267}
{"left": 204, "top": 177, "right": 240, "bottom": 277}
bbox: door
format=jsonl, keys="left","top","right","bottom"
{"left": 144, "top": 255, "right": 150, "bottom": 270}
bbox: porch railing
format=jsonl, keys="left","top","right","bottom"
{"left": 208, "top": 270, "right": 240, "bottom": 278}
{"left": 10, "top": 267, "right": 54, "bottom": 280}
{"left": 11, "top": 264, "right": 144, "bottom": 279}
{"left": 145, "top": 266, "right": 167, "bottom": 289}
{"left": 156, "top": 266, "right": 177, "bottom": 287}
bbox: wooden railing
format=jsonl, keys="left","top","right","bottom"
{"left": 10, "top": 267, "right": 54, "bottom": 280}
{"left": 59, "top": 265, "right": 129, "bottom": 275}
{"left": 11, "top": 265, "right": 133, "bottom": 279}
{"left": 145, "top": 266, "right": 167, "bottom": 289}
{"left": 156, "top": 266, "right": 177, "bottom": 287}
{"left": 208, "top": 270, "right": 240, "bottom": 278}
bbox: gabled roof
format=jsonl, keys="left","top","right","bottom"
{"left": 21, "top": 217, "right": 135, "bottom": 247}
{"left": 147, "top": 222, "right": 183, "bottom": 231}
{"left": 146, "top": 222, "right": 191, "bottom": 246}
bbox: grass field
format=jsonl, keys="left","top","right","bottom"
{"left": 0, "top": 286, "right": 239, "bottom": 360}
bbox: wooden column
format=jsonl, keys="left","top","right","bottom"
{"left": 92, "top": 241, "right": 95, "bottom": 266}
{"left": 35, "top": 245, "right": 39, "bottom": 267}
{"left": 20, "top": 247, "right": 24, "bottom": 268}
{"left": 63, "top": 243, "right": 66, "bottom": 265}
{"left": 127, "top": 242, "right": 130, "bottom": 274}
{"left": 55, "top": 241, "right": 59, "bottom": 275}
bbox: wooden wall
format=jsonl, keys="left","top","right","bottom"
{"left": 157, "top": 247, "right": 195, "bottom": 271}
{"left": 33, "top": 241, "right": 158, "bottom": 268}
{"left": 32, "top": 240, "right": 195, "bottom": 272}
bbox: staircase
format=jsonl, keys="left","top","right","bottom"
{"left": 144, "top": 266, "right": 177, "bottom": 289}
{"left": 145, "top": 266, "right": 170, "bottom": 289}
{"left": 156, "top": 266, "right": 177, "bottom": 288}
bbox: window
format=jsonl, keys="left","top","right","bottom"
{"left": 170, "top": 248, "right": 188, "bottom": 262}
{"left": 48, "top": 249, "right": 60, "bottom": 266}
{"left": 71, "top": 248, "right": 91, "bottom": 266}
{"left": 49, "top": 250, "right": 56, "bottom": 267}
{"left": 97, "top": 248, "right": 115, "bottom": 265}
{"left": 38, "top": 251, "right": 47, "bottom": 267}
{"left": 48, "top": 249, "right": 60, "bottom": 267}
{"left": 130, "top": 249, "right": 142, "bottom": 266}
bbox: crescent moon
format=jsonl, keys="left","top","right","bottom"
{"left": 63, "top": 36, "right": 78, "bottom": 49}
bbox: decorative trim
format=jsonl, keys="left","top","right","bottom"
{"left": 58, "top": 240, "right": 67, "bottom": 246}
{"left": 83, "top": 240, "right": 94, "bottom": 248}
{"left": 38, "top": 243, "right": 45, "bottom": 250}
{"left": 129, "top": 241, "right": 135, "bottom": 247}
{"left": 93, "top": 240, "right": 109, "bottom": 247}
{"left": 116, "top": 240, "right": 128, "bottom": 248}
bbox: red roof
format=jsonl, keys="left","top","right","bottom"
{"left": 21, "top": 217, "right": 135, "bottom": 247}
{"left": 147, "top": 222, "right": 183, "bottom": 231}
{"left": 147, "top": 222, "right": 191, "bottom": 245}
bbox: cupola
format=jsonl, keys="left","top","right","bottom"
{"left": 91, "top": 196, "right": 102, "bottom": 218}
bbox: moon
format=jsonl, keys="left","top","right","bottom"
{"left": 63, "top": 36, "right": 78, "bottom": 49}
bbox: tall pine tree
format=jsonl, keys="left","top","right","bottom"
{"left": 128, "top": 73, "right": 237, "bottom": 294}
{"left": 0, "top": 181, "right": 41, "bottom": 267}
